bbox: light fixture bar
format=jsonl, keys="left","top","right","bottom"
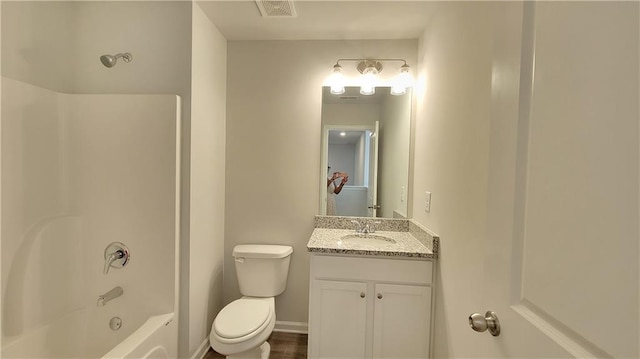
{"left": 328, "top": 58, "right": 414, "bottom": 96}
{"left": 333, "top": 58, "right": 408, "bottom": 66}
{"left": 356, "top": 60, "right": 383, "bottom": 74}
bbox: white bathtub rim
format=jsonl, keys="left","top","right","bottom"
{"left": 101, "top": 312, "right": 174, "bottom": 359}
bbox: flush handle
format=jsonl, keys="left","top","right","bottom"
{"left": 469, "top": 311, "right": 500, "bottom": 336}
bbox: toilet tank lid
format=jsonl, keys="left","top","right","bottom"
{"left": 233, "top": 245, "right": 293, "bottom": 259}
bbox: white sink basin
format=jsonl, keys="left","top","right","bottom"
{"left": 340, "top": 233, "right": 397, "bottom": 245}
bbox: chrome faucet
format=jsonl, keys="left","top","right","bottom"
{"left": 97, "top": 286, "right": 123, "bottom": 306}
{"left": 103, "top": 242, "right": 130, "bottom": 275}
{"left": 351, "top": 220, "right": 382, "bottom": 235}
{"left": 104, "top": 250, "right": 124, "bottom": 274}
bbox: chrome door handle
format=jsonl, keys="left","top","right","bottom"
{"left": 469, "top": 311, "right": 500, "bottom": 336}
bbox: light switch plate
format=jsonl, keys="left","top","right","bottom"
{"left": 425, "top": 191, "right": 431, "bottom": 212}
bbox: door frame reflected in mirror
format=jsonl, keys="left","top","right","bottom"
{"left": 320, "top": 124, "right": 378, "bottom": 217}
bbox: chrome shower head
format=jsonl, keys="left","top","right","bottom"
{"left": 100, "top": 53, "right": 132, "bottom": 68}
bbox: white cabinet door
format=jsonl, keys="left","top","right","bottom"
{"left": 309, "top": 280, "right": 368, "bottom": 358}
{"left": 372, "top": 284, "right": 431, "bottom": 358}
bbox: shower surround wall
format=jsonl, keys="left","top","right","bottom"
{"left": 1, "top": 78, "right": 179, "bottom": 357}
{"left": 1, "top": 1, "right": 227, "bottom": 357}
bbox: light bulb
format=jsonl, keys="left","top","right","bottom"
{"left": 329, "top": 64, "right": 345, "bottom": 95}
{"left": 360, "top": 66, "right": 378, "bottom": 96}
{"left": 391, "top": 64, "right": 414, "bottom": 96}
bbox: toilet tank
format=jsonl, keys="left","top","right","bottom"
{"left": 232, "top": 245, "right": 293, "bottom": 297}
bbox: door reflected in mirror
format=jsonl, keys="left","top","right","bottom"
{"left": 320, "top": 87, "right": 411, "bottom": 218}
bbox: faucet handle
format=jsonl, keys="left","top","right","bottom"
{"left": 351, "top": 220, "right": 362, "bottom": 233}
{"left": 370, "top": 221, "right": 382, "bottom": 233}
{"left": 103, "top": 242, "right": 130, "bottom": 275}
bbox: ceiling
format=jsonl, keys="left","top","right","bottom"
{"left": 197, "top": 1, "right": 438, "bottom": 41}
{"left": 328, "top": 130, "right": 366, "bottom": 145}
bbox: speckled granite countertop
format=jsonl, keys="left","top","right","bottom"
{"left": 307, "top": 227, "right": 435, "bottom": 259}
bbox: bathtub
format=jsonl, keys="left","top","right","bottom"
{"left": 102, "top": 312, "right": 177, "bottom": 359}
{"left": 2, "top": 79, "right": 180, "bottom": 359}
{"left": 1, "top": 311, "right": 177, "bottom": 358}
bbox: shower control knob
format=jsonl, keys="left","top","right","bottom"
{"left": 103, "top": 242, "right": 130, "bottom": 275}
{"left": 469, "top": 311, "right": 500, "bottom": 336}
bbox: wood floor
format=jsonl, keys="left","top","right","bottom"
{"left": 204, "top": 332, "right": 308, "bottom": 359}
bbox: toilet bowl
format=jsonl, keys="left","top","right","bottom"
{"left": 210, "top": 297, "right": 275, "bottom": 358}
{"left": 209, "top": 245, "right": 293, "bottom": 359}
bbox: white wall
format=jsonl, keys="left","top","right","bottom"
{"left": 379, "top": 93, "right": 411, "bottom": 218}
{"left": 225, "top": 40, "right": 417, "bottom": 324}
{"left": 328, "top": 143, "right": 356, "bottom": 182}
{"left": 322, "top": 103, "right": 380, "bottom": 127}
{"left": 335, "top": 187, "right": 368, "bottom": 217}
{"left": 72, "top": 1, "right": 192, "bottom": 99}
{"left": 0, "top": 1, "right": 76, "bottom": 92}
{"left": 187, "top": 3, "right": 226, "bottom": 357}
{"left": 412, "top": 3, "right": 494, "bottom": 357}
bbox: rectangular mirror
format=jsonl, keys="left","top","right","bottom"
{"left": 320, "top": 86, "right": 412, "bottom": 218}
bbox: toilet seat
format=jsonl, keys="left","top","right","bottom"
{"left": 210, "top": 297, "right": 276, "bottom": 356}
{"left": 210, "top": 297, "right": 275, "bottom": 354}
{"left": 213, "top": 298, "right": 273, "bottom": 343}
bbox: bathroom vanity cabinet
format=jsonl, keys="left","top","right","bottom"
{"left": 308, "top": 254, "right": 434, "bottom": 358}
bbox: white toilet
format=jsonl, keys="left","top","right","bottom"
{"left": 210, "top": 244, "right": 293, "bottom": 359}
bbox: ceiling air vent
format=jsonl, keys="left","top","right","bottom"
{"left": 255, "top": 0, "right": 297, "bottom": 17}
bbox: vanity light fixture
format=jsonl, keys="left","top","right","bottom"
{"left": 328, "top": 58, "right": 414, "bottom": 96}
{"left": 359, "top": 60, "right": 380, "bottom": 95}
{"left": 329, "top": 64, "right": 346, "bottom": 95}
{"left": 391, "top": 64, "right": 414, "bottom": 96}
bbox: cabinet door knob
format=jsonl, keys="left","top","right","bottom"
{"left": 377, "top": 293, "right": 383, "bottom": 299}
{"left": 360, "top": 292, "right": 365, "bottom": 298}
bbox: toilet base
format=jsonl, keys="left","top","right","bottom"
{"left": 226, "top": 342, "right": 270, "bottom": 359}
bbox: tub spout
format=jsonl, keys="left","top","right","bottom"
{"left": 97, "top": 286, "right": 123, "bottom": 307}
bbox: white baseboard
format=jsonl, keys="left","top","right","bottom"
{"left": 191, "top": 337, "right": 211, "bottom": 359}
{"left": 273, "top": 321, "right": 308, "bottom": 334}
